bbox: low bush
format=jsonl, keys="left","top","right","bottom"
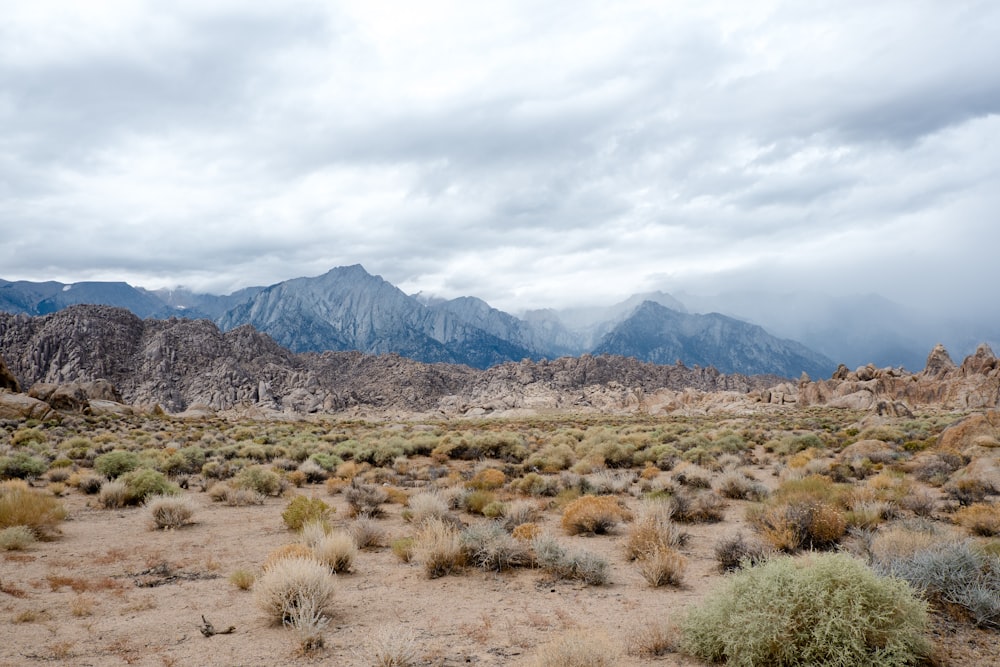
{"left": 875, "top": 540, "right": 1000, "bottom": 628}
{"left": 714, "top": 532, "right": 771, "bottom": 572}
{"left": 501, "top": 499, "right": 541, "bottom": 531}
{"left": 636, "top": 546, "right": 686, "bottom": 587}
{"left": 406, "top": 491, "right": 450, "bottom": 524}
{"left": 365, "top": 624, "right": 419, "bottom": 667}
{"left": 145, "top": 494, "right": 197, "bottom": 530}
{"left": 532, "top": 534, "right": 609, "bottom": 585}
{"left": 254, "top": 556, "right": 336, "bottom": 624}
{"left": 207, "top": 483, "right": 266, "bottom": 506}
{"left": 624, "top": 502, "right": 686, "bottom": 560}
{"left": 344, "top": 481, "right": 389, "bottom": 518}
{"left": 413, "top": 517, "right": 465, "bottom": 578}
{"left": 0, "top": 452, "right": 48, "bottom": 480}
{"left": 0, "top": 525, "right": 37, "bottom": 550}
{"left": 229, "top": 568, "right": 255, "bottom": 590}
{"left": 670, "top": 492, "right": 726, "bottom": 524}
{"left": 954, "top": 503, "right": 1000, "bottom": 536}
{"left": 73, "top": 473, "right": 106, "bottom": 495}
{"left": 467, "top": 468, "right": 505, "bottom": 490}
{"left": 714, "top": 471, "right": 769, "bottom": 501}
{"left": 282, "top": 496, "right": 333, "bottom": 531}
{"left": 0, "top": 480, "right": 67, "bottom": 537}
{"left": 265, "top": 543, "right": 318, "bottom": 569}
{"left": 120, "top": 468, "right": 178, "bottom": 505}
{"left": 681, "top": 553, "right": 929, "bottom": 666}
{"left": 561, "top": 495, "right": 632, "bottom": 535}
{"left": 349, "top": 517, "right": 386, "bottom": 550}
{"left": 532, "top": 629, "right": 618, "bottom": 667}
{"left": 313, "top": 531, "right": 357, "bottom": 573}
{"left": 98, "top": 479, "right": 127, "bottom": 508}
{"left": 232, "top": 465, "right": 284, "bottom": 497}
{"left": 460, "top": 521, "right": 532, "bottom": 572}
{"left": 93, "top": 450, "right": 141, "bottom": 478}
{"left": 945, "top": 478, "right": 995, "bottom": 506}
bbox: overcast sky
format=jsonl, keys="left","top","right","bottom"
{"left": 2, "top": 0, "right": 998, "bottom": 315}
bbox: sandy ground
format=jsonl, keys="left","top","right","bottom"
{"left": 3, "top": 463, "right": 997, "bottom": 666}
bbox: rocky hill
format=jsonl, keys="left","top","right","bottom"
{"left": 0, "top": 305, "right": 783, "bottom": 416}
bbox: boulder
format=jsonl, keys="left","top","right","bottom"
{"left": 0, "top": 354, "right": 19, "bottom": 392}
{"left": 937, "top": 410, "right": 1000, "bottom": 452}
{"left": 0, "top": 392, "right": 55, "bottom": 420}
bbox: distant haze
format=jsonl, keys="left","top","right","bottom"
{"left": 2, "top": 2, "right": 998, "bottom": 349}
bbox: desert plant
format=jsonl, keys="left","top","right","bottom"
{"left": 0, "top": 480, "right": 67, "bottom": 537}
{"left": 875, "top": 540, "right": 1000, "bottom": 628}
{"left": 345, "top": 480, "right": 389, "bottom": 518}
{"left": 512, "top": 522, "right": 541, "bottom": 541}
{"left": 145, "top": 494, "right": 196, "bottom": 530}
{"left": 265, "top": 543, "right": 316, "bottom": 569}
{"left": 954, "top": 503, "right": 1000, "bottom": 536}
{"left": 636, "top": 546, "right": 687, "bottom": 587}
{"left": 626, "top": 620, "right": 679, "bottom": 657}
{"left": 681, "top": 552, "right": 930, "bottom": 666}
{"left": 297, "top": 459, "right": 328, "bottom": 484}
{"left": 714, "top": 532, "right": 771, "bottom": 572}
{"left": 461, "top": 489, "right": 496, "bottom": 516}
{"left": 501, "top": 499, "right": 541, "bottom": 531}
{"left": 282, "top": 496, "right": 333, "bottom": 531}
{"left": 364, "top": 624, "right": 419, "bottom": 667}
{"left": 98, "top": 479, "right": 128, "bottom": 508}
{"left": 467, "top": 468, "right": 505, "bottom": 490}
{"left": 208, "top": 482, "right": 266, "bottom": 506}
{"left": 945, "top": 478, "right": 995, "bottom": 506}
{"left": 406, "top": 491, "right": 450, "bottom": 524}
{"left": 120, "top": 468, "right": 178, "bottom": 505}
{"left": 413, "top": 517, "right": 465, "bottom": 578}
{"left": 0, "top": 452, "right": 48, "bottom": 480}
{"left": 349, "top": 517, "right": 386, "bottom": 550}
{"left": 714, "top": 471, "right": 769, "bottom": 501}
{"left": 460, "top": 521, "right": 533, "bottom": 572}
{"left": 299, "top": 519, "right": 330, "bottom": 548}
{"left": 561, "top": 495, "right": 632, "bottom": 535}
{"left": 232, "top": 465, "right": 284, "bottom": 496}
{"left": 284, "top": 590, "right": 329, "bottom": 651}
{"left": 532, "top": 534, "right": 609, "bottom": 585}
{"left": 624, "top": 501, "right": 687, "bottom": 560}
{"left": 0, "top": 525, "right": 37, "bottom": 551}
{"left": 93, "top": 450, "right": 141, "bottom": 478}
{"left": 532, "top": 629, "right": 618, "bottom": 667}
{"left": 670, "top": 491, "right": 726, "bottom": 524}
{"left": 229, "top": 568, "right": 256, "bottom": 590}
{"left": 313, "top": 531, "right": 357, "bottom": 573}
{"left": 74, "top": 473, "right": 106, "bottom": 495}
{"left": 390, "top": 537, "right": 414, "bottom": 563}
{"left": 254, "top": 556, "right": 336, "bottom": 624}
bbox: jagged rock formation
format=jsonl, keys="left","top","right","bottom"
{"left": 0, "top": 305, "right": 779, "bottom": 416}
{"left": 793, "top": 343, "right": 1000, "bottom": 411}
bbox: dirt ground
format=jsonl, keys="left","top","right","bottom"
{"left": 2, "top": 457, "right": 997, "bottom": 666}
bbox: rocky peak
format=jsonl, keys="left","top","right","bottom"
{"left": 960, "top": 343, "right": 998, "bottom": 377}
{"left": 923, "top": 343, "right": 958, "bottom": 379}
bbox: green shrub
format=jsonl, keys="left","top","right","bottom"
{"left": 94, "top": 450, "right": 141, "bottom": 478}
{"left": 0, "top": 452, "right": 48, "bottom": 480}
{"left": 120, "top": 468, "right": 179, "bottom": 505}
{"left": 232, "top": 465, "right": 284, "bottom": 496}
{"left": 282, "top": 496, "right": 333, "bottom": 531}
{"left": 681, "top": 553, "right": 929, "bottom": 666}
{"left": 460, "top": 522, "right": 532, "bottom": 572}
{"left": 0, "top": 525, "right": 37, "bottom": 550}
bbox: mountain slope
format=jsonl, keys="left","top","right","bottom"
{"left": 592, "top": 301, "right": 836, "bottom": 378}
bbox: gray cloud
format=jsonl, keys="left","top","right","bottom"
{"left": 1, "top": 0, "right": 998, "bottom": 324}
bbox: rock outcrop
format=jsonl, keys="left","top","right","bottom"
{"left": 0, "top": 353, "right": 19, "bottom": 392}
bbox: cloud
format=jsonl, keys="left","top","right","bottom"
{"left": 0, "top": 0, "right": 998, "bottom": 319}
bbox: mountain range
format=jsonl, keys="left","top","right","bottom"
{"left": 1, "top": 266, "right": 836, "bottom": 378}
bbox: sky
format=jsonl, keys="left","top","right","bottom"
{"left": 2, "top": 0, "right": 999, "bottom": 316}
